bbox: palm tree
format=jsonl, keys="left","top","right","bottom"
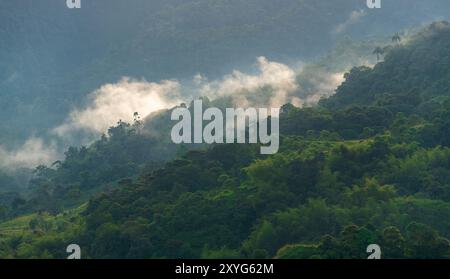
{"left": 373, "top": 47, "right": 384, "bottom": 61}
{"left": 392, "top": 33, "right": 402, "bottom": 45}
{"left": 133, "top": 111, "right": 141, "bottom": 122}
{"left": 133, "top": 112, "right": 143, "bottom": 132}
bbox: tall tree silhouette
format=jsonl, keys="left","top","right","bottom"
{"left": 373, "top": 47, "right": 384, "bottom": 61}
{"left": 392, "top": 33, "right": 402, "bottom": 45}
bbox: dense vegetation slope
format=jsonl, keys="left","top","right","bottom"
{"left": 1, "top": 22, "right": 450, "bottom": 259}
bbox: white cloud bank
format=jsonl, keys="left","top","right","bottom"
{"left": 0, "top": 138, "right": 59, "bottom": 169}
{"left": 53, "top": 57, "right": 344, "bottom": 140}
{"left": 54, "top": 78, "right": 182, "bottom": 136}
{"left": 195, "top": 57, "right": 299, "bottom": 108}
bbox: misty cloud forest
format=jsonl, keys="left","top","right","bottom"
{"left": 0, "top": 0, "right": 450, "bottom": 259}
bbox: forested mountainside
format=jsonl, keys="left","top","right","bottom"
{"left": 0, "top": 22, "right": 450, "bottom": 259}
{"left": 0, "top": 34, "right": 389, "bottom": 217}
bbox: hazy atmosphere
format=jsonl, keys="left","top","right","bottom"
{"left": 0, "top": 0, "right": 450, "bottom": 261}
{"left": 1, "top": 0, "right": 449, "bottom": 167}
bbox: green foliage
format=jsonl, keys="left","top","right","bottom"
{"left": 275, "top": 244, "right": 319, "bottom": 259}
